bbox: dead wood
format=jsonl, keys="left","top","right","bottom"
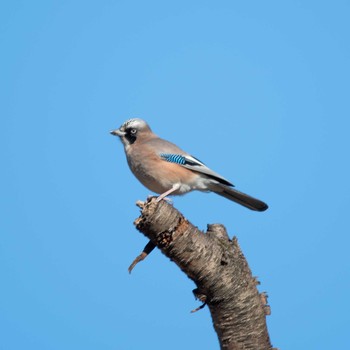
{"left": 131, "top": 197, "right": 275, "bottom": 350}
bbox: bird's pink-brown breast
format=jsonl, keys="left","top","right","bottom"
{"left": 126, "top": 141, "right": 198, "bottom": 195}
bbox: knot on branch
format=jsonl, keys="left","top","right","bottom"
{"left": 157, "top": 231, "right": 173, "bottom": 248}
{"left": 207, "top": 224, "right": 230, "bottom": 241}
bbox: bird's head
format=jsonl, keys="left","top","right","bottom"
{"left": 110, "top": 118, "right": 152, "bottom": 147}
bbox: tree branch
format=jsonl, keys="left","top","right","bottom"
{"left": 132, "top": 197, "right": 275, "bottom": 350}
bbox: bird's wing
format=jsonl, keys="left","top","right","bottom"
{"left": 159, "top": 153, "right": 234, "bottom": 186}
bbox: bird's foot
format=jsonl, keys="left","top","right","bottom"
{"left": 159, "top": 196, "right": 173, "bottom": 204}
{"left": 145, "top": 195, "right": 173, "bottom": 204}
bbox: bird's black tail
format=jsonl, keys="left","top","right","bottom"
{"left": 212, "top": 185, "right": 268, "bottom": 211}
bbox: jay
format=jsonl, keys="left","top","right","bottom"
{"left": 110, "top": 118, "right": 268, "bottom": 211}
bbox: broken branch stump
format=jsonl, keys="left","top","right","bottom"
{"left": 132, "top": 197, "right": 275, "bottom": 350}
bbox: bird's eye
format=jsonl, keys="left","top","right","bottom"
{"left": 130, "top": 128, "right": 137, "bottom": 134}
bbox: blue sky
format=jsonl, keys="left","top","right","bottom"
{"left": 1, "top": 1, "right": 350, "bottom": 349}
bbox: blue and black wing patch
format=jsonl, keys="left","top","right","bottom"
{"left": 159, "top": 153, "right": 233, "bottom": 186}
{"left": 160, "top": 153, "right": 201, "bottom": 166}
{"left": 160, "top": 153, "right": 187, "bottom": 165}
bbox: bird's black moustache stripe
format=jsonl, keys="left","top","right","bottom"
{"left": 125, "top": 132, "right": 136, "bottom": 144}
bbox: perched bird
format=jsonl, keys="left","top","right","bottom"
{"left": 110, "top": 118, "right": 268, "bottom": 211}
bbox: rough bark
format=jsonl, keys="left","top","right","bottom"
{"left": 132, "top": 197, "right": 275, "bottom": 350}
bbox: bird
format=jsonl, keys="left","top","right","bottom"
{"left": 110, "top": 118, "right": 268, "bottom": 211}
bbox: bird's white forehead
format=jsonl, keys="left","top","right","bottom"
{"left": 121, "top": 118, "right": 147, "bottom": 129}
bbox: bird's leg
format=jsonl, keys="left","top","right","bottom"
{"left": 156, "top": 183, "right": 180, "bottom": 202}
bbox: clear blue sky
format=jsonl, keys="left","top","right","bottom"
{"left": 1, "top": 1, "right": 350, "bottom": 349}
